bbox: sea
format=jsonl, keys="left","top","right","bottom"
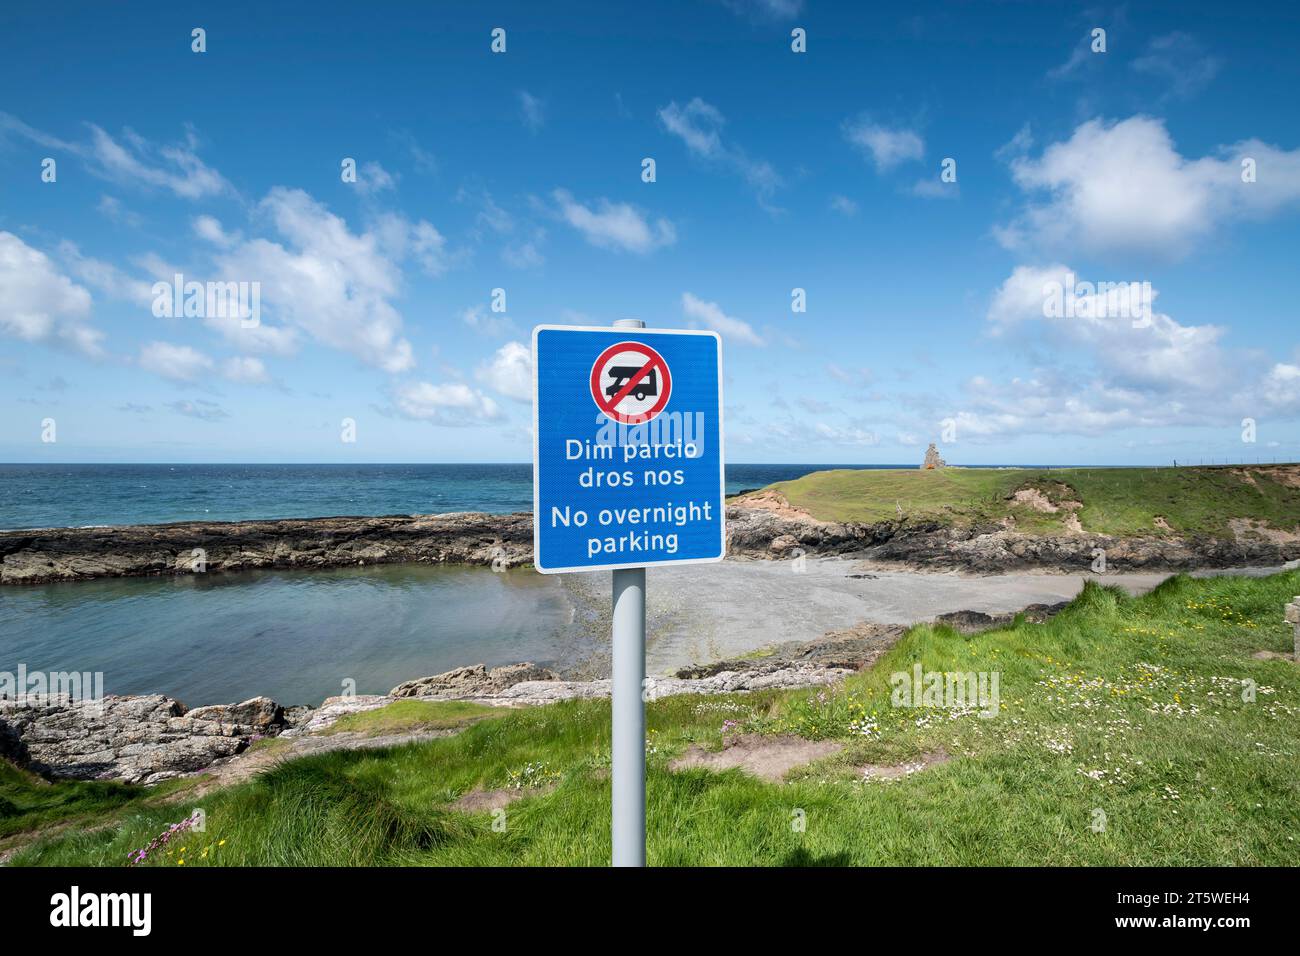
{"left": 0, "top": 462, "right": 918, "bottom": 531}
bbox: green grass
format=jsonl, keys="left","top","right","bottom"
{"left": 0, "top": 762, "right": 142, "bottom": 841}
{"left": 0, "top": 759, "right": 195, "bottom": 856}
{"left": 7, "top": 568, "right": 1299, "bottom": 866}
{"left": 767, "top": 464, "right": 1300, "bottom": 536}
{"left": 319, "top": 699, "right": 508, "bottom": 736}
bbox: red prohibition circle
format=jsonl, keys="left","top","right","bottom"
{"left": 589, "top": 341, "right": 673, "bottom": 425}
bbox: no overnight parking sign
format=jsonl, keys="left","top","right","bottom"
{"left": 532, "top": 325, "right": 725, "bottom": 573}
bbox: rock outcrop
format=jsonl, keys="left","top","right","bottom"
{"left": 0, "top": 695, "right": 288, "bottom": 784}
{"left": 724, "top": 503, "right": 880, "bottom": 558}
{"left": 922, "top": 444, "right": 946, "bottom": 469}
{"left": 859, "top": 524, "right": 1300, "bottom": 572}
{"left": 934, "top": 602, "right": 1069, "bottom": 633}
{"left": 186, "top": 696, "right": 285, "bottom": 733}
{"left": 390, "top": 663, "right": 560, "bottom": 699}
{"left": 724, "top": 499, "right": 1300, "bottom": 571}
{"left": 675, "top": 620, "right": 907, "bottom": 678}
{"left": 0, "top": 512, "right": 532, "bottom": 585}
{"left": 4, "top": 499, "right": 1299, "bottom": 586}
{"left": 389, "top": 663, "right": 852, "bottom": 709}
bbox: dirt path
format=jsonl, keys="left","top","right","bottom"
{"left": 670, "top": 734, "right": 844, "bottom": 782}
{"left": 181, "top": 728, "right": 462, "bottom": 798}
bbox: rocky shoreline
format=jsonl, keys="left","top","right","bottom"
{"left": 4, "top": 498, "right": 1298, "bottom": 585}
{"left": 0, "top": 599, "right": 1073, "bottom": 786}
{"left": 0, "top": 511, "right": 533, "bottom": 585}
{"left": 726, "top": 493, "right": 1300, "bottom": 572}
{"left": 0, "top": 660, "right": 853, "bottom": 786}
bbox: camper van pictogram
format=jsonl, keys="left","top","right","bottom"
{"left": 605, "top": 366, "right": 658, "bottom": 402}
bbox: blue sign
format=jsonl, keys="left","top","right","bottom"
{"left": 532, "top": 325, "right": 725, "bottom": 574}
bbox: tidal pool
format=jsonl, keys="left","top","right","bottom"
{"left": 2, "top": 558, "right": 1280, "bottom": 707}
{"left": 0, "top": 564, "right": 584, "bottom": 706}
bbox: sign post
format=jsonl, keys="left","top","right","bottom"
{"left": 532, "top": 318, "right": 725, "bottom": 867}
{"left": 611, "top": 562, "right": 646, "bottom": 866}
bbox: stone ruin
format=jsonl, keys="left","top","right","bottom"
{"left": 921, "top": 443, "right": 947, "bottom": 470}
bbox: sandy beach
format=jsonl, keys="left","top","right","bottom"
{"left": 561, "top": 557, "right": 1287, "bottom": 675}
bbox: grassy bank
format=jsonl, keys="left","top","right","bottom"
{"left": 5, "top": 569, "right": 1299, "bottom": 866}
{"left": 765, "top": 464, "right": 1300, "bottom": 536}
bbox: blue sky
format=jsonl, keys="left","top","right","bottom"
{"left": 2, "top": 0, "right": 1298, "bottom": 465}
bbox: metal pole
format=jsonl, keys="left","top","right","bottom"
{"left": 611, "top": 566, "right": 646, "bottom": 866}
{"left": 610, "top": 317, "right": 647, "bottom": 867}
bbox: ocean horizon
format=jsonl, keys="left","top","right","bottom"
{"left": 0, "top": 461, "right": 1072, "bottom": 531}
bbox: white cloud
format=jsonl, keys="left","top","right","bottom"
{"left": 57, "top": 325, "right": 107, "bottom": 359}
{"left": 138, "top": 341, "right": 214, "bottom": 382}
{"left": 1046, "top": 40, "right": 1094, "bottom": 81}
{"left": 551, "top": 189, "right": 676, "bottom": 254}
{"left": 166, "top": 399, "right": 228, "bottom": 421}
{"left": 57, "top": 241, "right": 154, "bottom": 305}
{"left": 659, "top": 98, "right": 726, "bottom": 159}
{"left": 761, "top": 417, "right": 878, "bottom": 448}
{"left": 391, "top": 129, "right": 437, "bottom": 174}
{"left": 356, "top": 161, "right": 397, "bottom": 196}
{"left": 221, "top": 356, "right": 270, "bottom": 384}
{"left": 192, "top": 214, "right": 237, "bottom": 248}
{"left": 995, "top": 124, "right": 1034, "bottom": 161}
{"left": 518, "top": 91, "right": 546, "bottom": 132}
{"left": 0, "top": 114, "right": 228, "bottom": 200}
{"left": 946, "top": 263, "right": 1300, "bottom": 440}
{"left": 212, "top": 188, "right": 422, "bottom": 372}
{"left": 372, "top": 212, "right": 449, "bottom": 277}
{"left": 722, "top": 0, "right": 802, "bottom": 20}
{"left": 502, "top": 238, "right": 545, "bottom": 269}
{"left": 1132, "top": 33, "right": 1220, "bottom": 99}
{"left": 458, "top": 187, "right": 514, "bottom": 236}
{"left": 829, "top": 195, "right": 859, "bottom": 216}
{"left": 203, "top": 308, "right": 299, "bottom": 357}
{"left": 133, "top": 252, "right": 181, "bottom": 280}
{"left": 813, "top": 422, "right": 879, "bottom": 446}
{"left": 1261, "top": 364, "right": 1300, "bottom": 411}
{"left": 987, "top": 264, "right": 1229, "bottom": 392}
{"left": 0, "top": 232, "right": 102, "bottom": 357}
{"left": 796, "top": 396, "right": 833, "bottom": 414}
{"left": 87, "top": 124, "right": 230, "bottom": 199}
{"left": 997, "top": 116, "right": 1300, "bottom": 258}
{"left": 681, "top": 292, "right": 763, "bottom": 346}
{"left": 392, "top": 381, "right": 502, "bottom": 424}
{"left": 911, "top": 178, "right": 958, "bottom": 200}
{"left": 96, "top": 195, "right": 141, "bottom": 227}
{"left": 0, "top": 112, "right": 78, "bottom": 152}
{"left": 477, "top": 341, "right": 533, "bottom": 402}
{"left": 843, "top": 119, "right": 924, "bottom": 171}
{"left": 460, "top": 304, "right": 515, "bottom": 338}
{"left": 826, "top": 362, "right": 874, "bottom": 386}
{"left": 658, "top": 98, "right": 781, "bottom": 207}
{"left": 943, "top": 380, "right": 1145, "bottom": 440}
